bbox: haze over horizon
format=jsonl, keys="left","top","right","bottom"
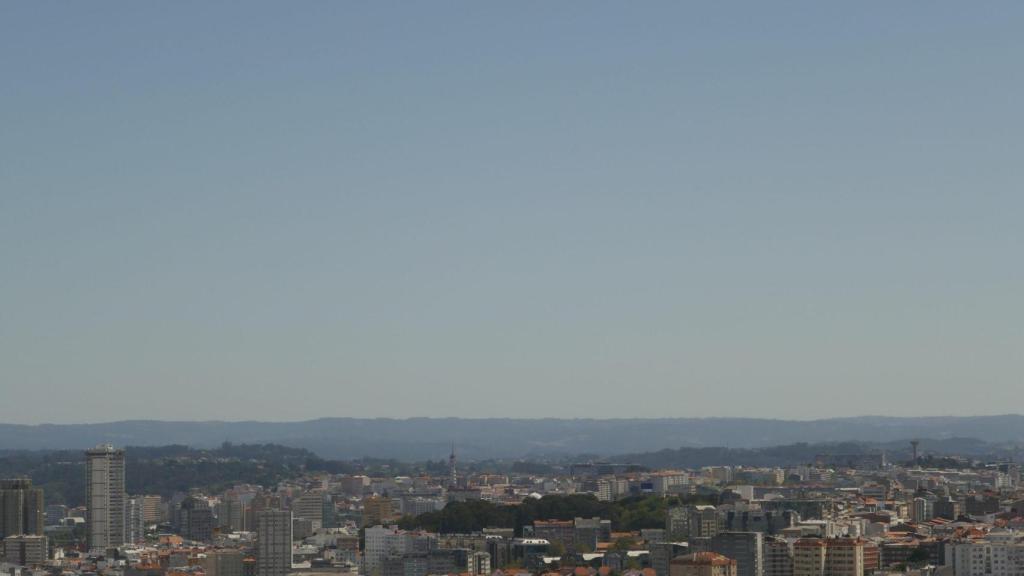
{"left": 4, "top": 414, "right": 1024, "bottom": 427}
{"left": 3, "top": 2, "right": 1023, "bottom": 424}
{"left": 5, "top": 414, "right": 1024, "bottom": 460}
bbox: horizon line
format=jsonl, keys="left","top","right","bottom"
{"left": 2, "top": 413, "right": 1023, "bottom": 427}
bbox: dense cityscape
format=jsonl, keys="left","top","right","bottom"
{"left": 4, "top": 5, "right": 1022, "bottom": 576}
{"left": 3, "top": 440, "right": 1024, "bottom": 576}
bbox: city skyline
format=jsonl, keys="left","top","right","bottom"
{"left": 2, "top": 435, "right": 1023, "bottom": 575}
{"left": 3, "top": 2, "right": 1024, "bottom": 574}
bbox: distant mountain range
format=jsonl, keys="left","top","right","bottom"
{"left": 611, "top": 437, "right": 1024, "bottom": 469}
{"left": 2, "top": 416, "right": 1024, "bottom": 460}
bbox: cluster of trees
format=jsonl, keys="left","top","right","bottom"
{"left": 399, "top": 493, "right": 716, "bottom": 535}
{"left": 914, "top": 454, "right": 973, "bottom": 470}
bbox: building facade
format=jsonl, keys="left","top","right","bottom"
{"left": 86, "top": 444, "right": 127, "bottom": 549}
{"left": 671, "top": 552, "right": 739, "bottom": 576}
{"left": 703, "top": 532, "right": 764, "bottom": 576}
{"left": 363, "top": 525, "right": 438, "bottom": 573}
{"left": 947, "top": 533, "right": 1024, "bottom": 576}
{"left": 256, "top": 510, "right": 292, "bottom": 576}
{"left": 2, "top": 534, "right": 48, "bottom": 566}
{"left": 764, "top": 536, "right": 794, "bottom": 576}
{"left": 793, "top": 538, "right": 863, "bottom": 576}
{"left": 0, "top": 479, "right": 44, "bottom": 539}
{"left": 126, "top": 496, "right": 146, "bottom": 543}
{"left": 202, "top": 548, "right": 245, "bottom": 576}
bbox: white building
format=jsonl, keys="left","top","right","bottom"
{"left": 651, "top": 472, "right": 690, "bottom": 495}
{"left": 947, "top": 531, "right": 1024, "bottom": 576}
{"left": 126, "top": 497, "right": 146, "bottom": 543}
{"left": 912, "top": 497, "right": 935, "bottom": 523}
{"left": 363, "top": 525, "right": 437, "bottom": 572}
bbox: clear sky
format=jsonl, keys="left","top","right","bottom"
{"left": 2, "top": 2, "right": 1023, "bottom": 425}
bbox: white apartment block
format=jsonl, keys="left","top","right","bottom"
{"left": 948, "top": 532, "right": 1024, "bottom": 576}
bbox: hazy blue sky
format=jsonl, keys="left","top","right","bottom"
{"left": 2, "top": 2, "right": 1023, "bottom": 424}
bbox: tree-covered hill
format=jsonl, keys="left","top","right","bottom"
{"left": 398, "top": 494, "right": 716, "bottom": 535}
{"left": 0, "top": 443, "right": 354, "bottom": 507}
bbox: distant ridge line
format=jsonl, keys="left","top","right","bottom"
{"left": 1, "top": 415, "right": 1023, "bottom": 460}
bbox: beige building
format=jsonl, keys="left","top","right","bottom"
{"left": 292, "top": 491, "right": 325, "bottom": 526}
{"left": 362, "top": 495, "right": 394, "bottom": 528}
{"left": 793, "top": 538, "right": 864, "bottom": 576}
{"left": 142, "top": 495, "right": 163, "bottom": 524}
{"left": 202, "top": 548, "right": 245, "bottom": 576}
{"left": 671, "top": 552, "right": 738, "bottom": 576}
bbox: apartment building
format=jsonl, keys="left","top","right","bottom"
{"left": 947, "top": 532, "right": 1024, "bottom": 576}
{"left": 793, "top": 538, "right": 863, "bottom": 576}
{"left": 671, "top": 552, "right": 738, "bottom": 576}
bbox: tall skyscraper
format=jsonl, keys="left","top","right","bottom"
{"left": 256, "top": 509, "right": 292, "bottom": 576}
{"left": 86, "top": 444, "right": 126, "bottom": 549}
{"left": 0, "top": 479, "right": 44, "bottom": 539}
